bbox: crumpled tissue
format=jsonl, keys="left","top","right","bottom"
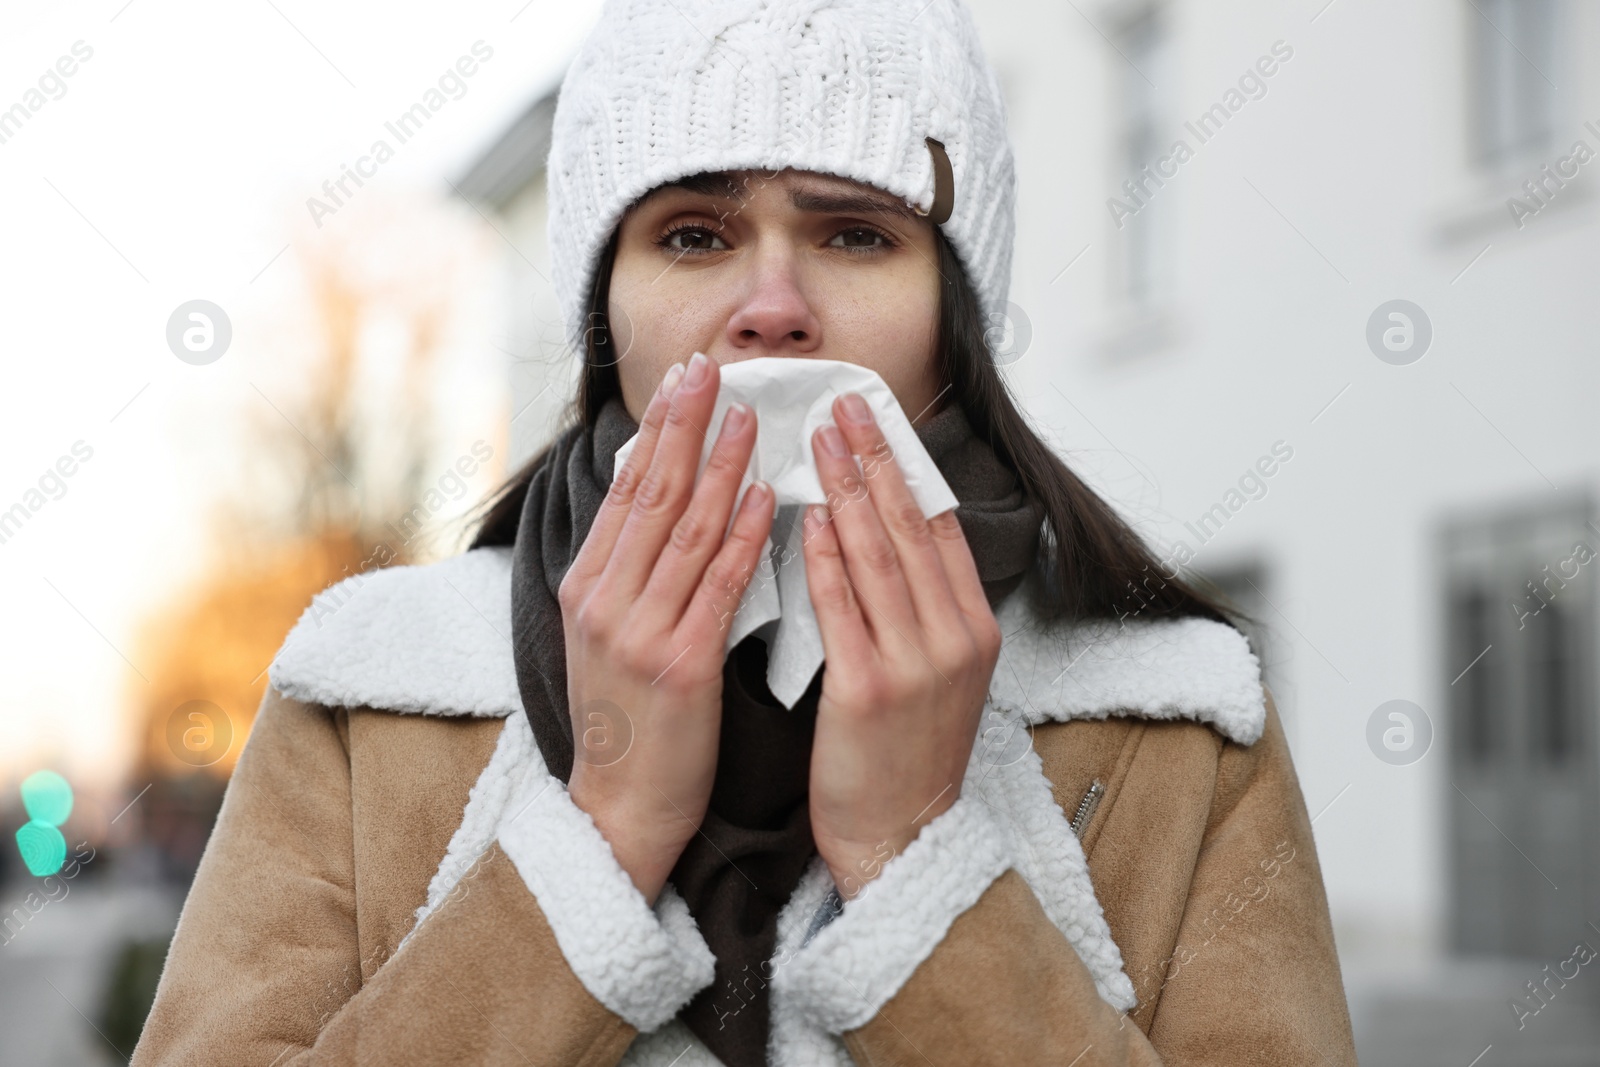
{"left": 612, "top": 355, "right": 958, "bottom": 708}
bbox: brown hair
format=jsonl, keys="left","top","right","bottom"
{"left": 466, "top": 187, "right": 1254, "bottom": 633}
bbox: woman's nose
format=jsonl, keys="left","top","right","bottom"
{"left": 723, "top": 249, "right": 823, "bottom": 355}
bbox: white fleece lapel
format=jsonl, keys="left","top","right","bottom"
{"left": 268, "top": 546, "right": 524, "bottom": 717}
{"left": 267, "top": 545, "right": 1267, "bottom": 741}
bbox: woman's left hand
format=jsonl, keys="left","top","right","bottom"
{"left": 801, "top": 391, "right": 1003, "bottom": 901}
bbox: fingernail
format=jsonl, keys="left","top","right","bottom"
{"left": 840, "top": 393, "right": 871, "bottom": 424}
{"left": 742, "top": 480, "right": 770, "bottom": 512}
{"left": 818, "top": 424, "right": 847, "bottom": 458}
{"left": 684, "top": 351, "right": 710, "bottom": 388}
{"left": 807, "top": 503, "right": 831, "bottom": 530}
{"left": 660, "top": 363, "right": 685, "bottom": 397}
{"left": 721, "top": 402, "right": 749, "bottom": 436}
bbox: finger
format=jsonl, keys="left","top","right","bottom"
{"left": 641, "top": 400, "right": 762, "bottom": 622}
{"left": 799, "top": 502, "right": 874, "bottom": 675}
{"left": 567, "top": 361, "right": 685, "bottom": 586}
{"left": 600, "top": 353, "right": 723, "bottom": 602}
{"left": 830, "top": 393, "right": 961, "bottom": 631}
{"left": 680, "top": 475, "right": 776, "bottom": 651}
{"left": 926, "top": 508, "right": 993, "bottom": 629}
{"left": 810, "top": 419, "right": 920, "bottom": 643}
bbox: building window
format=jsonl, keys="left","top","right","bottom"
{"left": 1469, "top": 0, "right": 1563, "bottom": 169}
{"left": 1111, "top": 4, "right": 1174, "bottom": 310}
{"left": 1450, "top": 585, "right": 1497, "bottom": 765}
{"left": 1441, "top": 494, "right": 1597, "bottom": 958}
{"left": 1528, "top": 599, "right": 1573, "bottom": 764}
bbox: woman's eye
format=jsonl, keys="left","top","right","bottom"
{"left": 663, "top": 227, "right": 727, "bottom": 252}
{"left": 830, "top": 227, "right": 889, "bottom": 251}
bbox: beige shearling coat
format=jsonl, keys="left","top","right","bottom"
{"left": 130, "top": 545, "right": 1358, "bottom": 1065}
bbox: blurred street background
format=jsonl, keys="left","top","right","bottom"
{"left": 2, "top": 0, "right": 1598, "bottom": 1062}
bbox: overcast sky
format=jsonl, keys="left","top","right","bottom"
{"left": 0, "top": 0, "right": 602, "bottom": 787}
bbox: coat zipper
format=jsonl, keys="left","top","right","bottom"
{"left": 1069, "top": 778, "right": 1105, "bottom": 839}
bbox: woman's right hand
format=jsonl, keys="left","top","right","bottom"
{"left": 558, "top": 352, "right": 774, "bottom": 907}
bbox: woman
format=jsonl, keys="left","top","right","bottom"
{"left": 132, "top": 0, "right": 1358, "bottom": 1064}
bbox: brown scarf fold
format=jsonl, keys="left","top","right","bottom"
{"left": 509, "top": 389, "right": 1043, "bottom": 1067}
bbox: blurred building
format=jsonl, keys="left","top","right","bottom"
{"left": 452, "top": 87, "right": 575, "bottom": 465}
{"left": 455, "top": 1, "right": 1600, "bottom": 1061}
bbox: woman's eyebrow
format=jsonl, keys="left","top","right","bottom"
{"left": 649, "top": 174, "right": 916, "bottom": 222}
{"left": 660, "top": 173, "right": 745, "bottom": 199}
{"left": 788, "top": 186, "right": 917, "bottom": 221}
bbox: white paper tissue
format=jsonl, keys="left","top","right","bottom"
{"left": 612, "top": 355, "right": 959, "bottom": 708}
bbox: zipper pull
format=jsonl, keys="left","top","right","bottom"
{"left": 1069, "top": 778, "right": 1106, "bottom": 839}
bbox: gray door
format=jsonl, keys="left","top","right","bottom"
{"left": 1440, "top": 494, "right": 1599, "bottom": 958}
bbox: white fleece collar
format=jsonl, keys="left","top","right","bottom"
{"left": 267, "top": 545, "right": 1266, "bottom": 745}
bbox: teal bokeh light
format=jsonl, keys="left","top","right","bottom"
{"left": 20, "top": 769, "right": 73, "bottom": 826}
{"left": 15, "top": 821, "right": 67, "bottom": 877}
{"left": 14, "top": 769, "right": 74, "bottom": 876}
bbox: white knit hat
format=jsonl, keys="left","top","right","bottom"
{"left": 545, "top": 0, "right": 1017, "bottom": 360}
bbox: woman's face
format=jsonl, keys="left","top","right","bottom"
{"left": 606, "top": 168, "right": 944, "bottom": 426}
